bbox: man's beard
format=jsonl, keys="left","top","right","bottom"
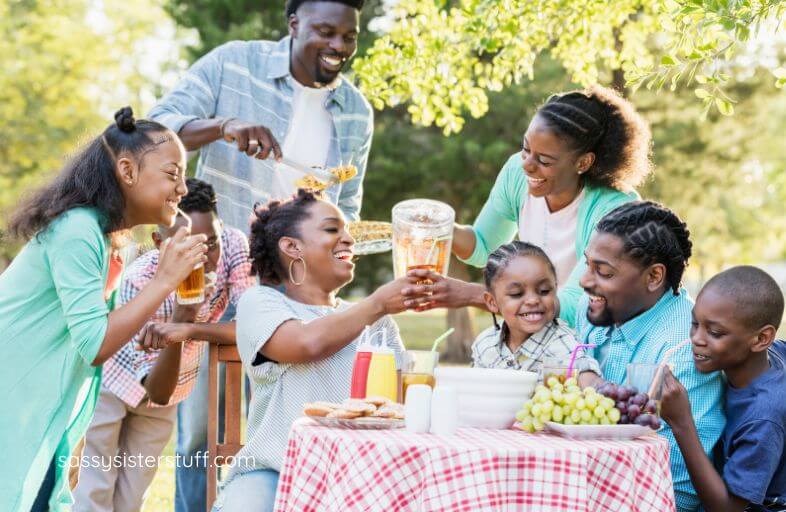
{"left": 587, "top": 307, "right": 614, "bottom": 327}
{"left": 314, "top": 62, "right": 341, "bottom": 85}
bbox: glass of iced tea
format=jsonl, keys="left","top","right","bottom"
{"left": 392, "top": 199, "right": 455, "bottom": 282}
{"left": 176, "top": 263, "right": 205, "bottom": 305}
{"left": 402, "top": 350, "right": 439, "bottom": 401}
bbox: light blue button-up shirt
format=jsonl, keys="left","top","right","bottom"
{"left": 575, "top": 289, "right": 725, "bottom": 512}
{"left": 149, "top": 37, "right": 373, "bottom": 232}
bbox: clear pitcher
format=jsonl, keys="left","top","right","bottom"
{"left": 391, "top": 199, "right": 455, "bottom": 279}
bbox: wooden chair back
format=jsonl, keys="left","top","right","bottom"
{"left": 206, "top": 344, "right": 243, "bottom": 511}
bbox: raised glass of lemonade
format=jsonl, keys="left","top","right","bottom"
{"left": 391, "top": 199, "right": 455, "bottom": 282}
{"left": 402, "top": 350, "right": 439, "bottom": 401}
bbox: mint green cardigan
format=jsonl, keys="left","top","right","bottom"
{"left": 0, "top": 208, "right": 109, "bottom": 511}
{"left": 461, "top": 153, "right": 639, "bottom": 326}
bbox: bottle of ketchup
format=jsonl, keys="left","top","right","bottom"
{"left": 350, "top": 348, "right": 373, "bottom": 399}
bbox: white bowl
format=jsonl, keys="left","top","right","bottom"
{"left": 434, "top": 367, "right": 537, "bottom": 429}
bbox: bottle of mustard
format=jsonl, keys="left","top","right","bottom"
{"left": 364, "top": 333, "right": 398, "bottom": 402}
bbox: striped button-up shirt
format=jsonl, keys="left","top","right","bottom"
{"left": 471, "top": 319, "right": 601, "bottom": 378}
{"left": 575, "top": 289, "right": 726, "bottom": 512}
{"left": 149, "top": 37, "right": 373, "bottom": 232}
{"left": 102, "top": 227, "right": 255, "bottom": 408}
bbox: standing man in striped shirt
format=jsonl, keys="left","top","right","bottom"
{"left": 576, "top": 201, "right": 725, "bottom": 512}
{"left": 149, "top": 0, "right": 372, "bottom": 230}
{"left": 148, "top": 2, "right": 371, "bottom": 511}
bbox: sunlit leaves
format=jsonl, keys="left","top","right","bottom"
{"left": 355, "top": 0, "right": 786, "bottom": 133}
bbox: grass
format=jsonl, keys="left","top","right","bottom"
{"left": 142, "top": 308, "right": 489, "bottom": 511}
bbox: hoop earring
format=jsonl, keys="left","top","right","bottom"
{"left": 288, "top": 257, "right": 307, "bottom": 286}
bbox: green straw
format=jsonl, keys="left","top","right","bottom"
{"left": 431, "top": 328, "right": 455, "bottom": 353}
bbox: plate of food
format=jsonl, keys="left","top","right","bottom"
{"left": 303, "top": 397, "right": 404, "bottom": 430}
{"left": 347, "top": 221, "right": 392, "bottom": 255}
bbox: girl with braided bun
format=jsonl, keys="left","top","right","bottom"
{"left": 404, "top": 85, "right": 653, "bottom": 326}
{"left": 576, "top": 201, "right": 724, "bottom": 512}
{"left": 216, "top": 190, "right": 417, "bottom": 512}
{"left": 0, "top": 107, "right": 208, "bottom": 511}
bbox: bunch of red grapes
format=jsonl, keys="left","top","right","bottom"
{"left": 595, "top": 381, "right": 662, "bottom": 430}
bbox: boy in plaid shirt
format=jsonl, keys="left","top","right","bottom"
{"left": 72, "top": 179, "right": 254, "bottom": 512}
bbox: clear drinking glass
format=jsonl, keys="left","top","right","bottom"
{"left": 627, "top": 363, "right": 669, "bottom": 400}
{"left": 176, "top": 263, "right": 205, "bottom": 305}
{"left": 402, "top": 350, "right": 439, "bottom": 401}
{"left": 541, "top": 356, "right": 571, "bottom": 384}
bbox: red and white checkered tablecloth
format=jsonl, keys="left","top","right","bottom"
{"left": 274, "top": 418, "right": 675, "bottom": 512}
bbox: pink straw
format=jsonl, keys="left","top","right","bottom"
{"left": 566, "top": 343, "right": 597, "bottom": 378}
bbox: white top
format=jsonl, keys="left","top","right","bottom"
{"left": 518, "top": 189, "right": 585, "bottom": 289}
{"left": 270, "top": 78, "right": 334, "bottom": 200}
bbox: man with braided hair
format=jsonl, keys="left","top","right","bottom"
{"left": 72, "top": 178, "right": 255, "bottom": 512}
{"left": 576, "top": 200, "right": 724, "bottom": 512}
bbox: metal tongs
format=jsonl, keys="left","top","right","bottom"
{"left": 277, "top": 156, "right": 340, "bottom": 186}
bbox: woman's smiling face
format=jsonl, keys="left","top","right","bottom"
{"left": 521, "top": 114, "right": 586, "bottom": 200}
{"left": 296, "top": 200, "right": 355, "bottom": 290}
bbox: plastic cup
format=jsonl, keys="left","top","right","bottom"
{"left": 402, "top": 350, "right": 439, "bottom": 401}
{"left": 626, "top": 363, "right": 671, "bottom": 401}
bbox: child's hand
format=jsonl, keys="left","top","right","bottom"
{"left": 135, "top": 322, "right": 194, "bottom": 352}
{"left": 659, "top": 366, "right": 692, "bottom": 428}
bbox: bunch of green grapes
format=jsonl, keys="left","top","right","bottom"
{"left": 515, "top": 376, "right": 620, "bottom": 432}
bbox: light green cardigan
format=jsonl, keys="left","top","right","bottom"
{"left": 0, "top": 208, "right": 110, "bottom": 511}
{"left": 461, "top": 153, "right": 639, "bottom": 326}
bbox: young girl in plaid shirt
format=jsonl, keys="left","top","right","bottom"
{"left": 471, "top": 241, "right": 600, "bottom": 382}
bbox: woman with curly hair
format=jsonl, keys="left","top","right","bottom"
{"left": 404, "top": 85, "right": 653, "bottom": 326}
{"left": 213, "top": 190, "right": 417, "bottom": 512}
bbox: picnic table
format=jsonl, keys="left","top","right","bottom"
{"left": 274, "top": 418, "right": 676, "bottom": 511}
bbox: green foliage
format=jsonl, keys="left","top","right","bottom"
{"left": 638, "top": 69, "right": 786, "bottom": 269}
{"left": 164, "top": 0, "right": 288, "bottom": 60}
{"left": 0, "top": 0, "right": 176, "bottom": 262}
{"left": 354, "top": 0, "right": 786, "bottom": 134}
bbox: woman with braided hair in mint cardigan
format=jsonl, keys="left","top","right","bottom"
{"left": 403, "top": 86, "right": 653, "bottom": 326}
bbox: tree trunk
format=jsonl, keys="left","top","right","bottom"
{"left": 442, "top": 258, "right": 475, "bottom": 363}
{"left": 612, "top": 27, "right": 629, "bottom": 97}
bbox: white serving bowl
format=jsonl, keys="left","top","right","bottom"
{"left": 434, "top": 367, "right": 537, "bottom": 429}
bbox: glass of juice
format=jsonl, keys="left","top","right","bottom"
{"left": 402, "top": 350, "right": 439, "bottom": 401}
{"left": 176, "top": 263, "right": 205, "bottom": 305}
